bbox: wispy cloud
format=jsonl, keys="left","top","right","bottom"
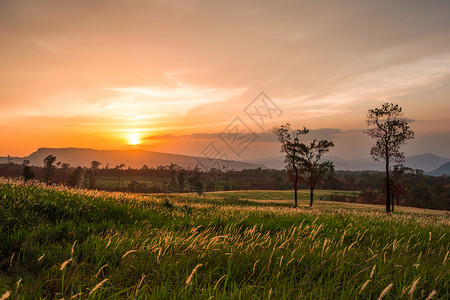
{"left": 306, "top": 54, "right": 450, "bottom": 107}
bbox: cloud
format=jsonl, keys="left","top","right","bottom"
{"left": 144, "top": 134, "right": 178, "bottom": 140}
{"left": 144, "top": 128, "right": 342, "bottom": 144}
{"left": 1, "top": 0, "right": 450, "bottom": 157}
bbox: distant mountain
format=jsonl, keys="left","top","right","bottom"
{"left": 248, "top": 157, "right": 285, "bottom": 170}
{"left": 427, "top": 162, "right": 450, "bottom": 176}
{"left": 248, "top": 155, "right": 383, "bottom": 171}
{"left": 249, "top": 153, "right": 449, "bottom": 172}
{"left": 403, "top": 153, "right": 449, "bottom": 172}
{"left": 0, "top": 148, "right": 266, "bottom": 171}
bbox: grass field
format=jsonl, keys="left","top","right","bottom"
{"left": 202, "top": 189, "right": 358, "bottom": 202}
{"left": 95, "top": 175, "right": 168, "bottom": 189}
{"left": 0, "top": 178, "right": 449, "bottom": 299}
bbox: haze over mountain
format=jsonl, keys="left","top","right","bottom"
{"left": 0, "top": 148, "right": 265, "bottom": 171}
{"left": 2, "top": 148, "right": 448, "bottom": 173}
{"left": 427, "top": 162, "right": 450, "bottom": 176}
{"left": 249, "top": 153, "right": 449, "bottom": 172}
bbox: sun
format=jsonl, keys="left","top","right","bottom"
{"left": 127, "top": 133, "right": 141, "bottom": 145}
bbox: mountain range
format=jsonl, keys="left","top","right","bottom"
{"left": 0, "top": 148, "right": 265, "bottom": 171}
{"left": 1, "top": 148, "right": 448, "bottom": 175}
{"left": 248, "top": 153, "right": 450, "bottom": 174}
{"left": 426, "top": 161, "right": 450, "bottom": 176}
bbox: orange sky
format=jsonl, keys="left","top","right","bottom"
{"left": 1, "top": 0, "right": 450, "bottom": 160}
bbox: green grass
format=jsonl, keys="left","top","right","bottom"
{"left": 95, "top": 175, "right": 167, "bottom": 189}
{"left": 0, "top": 178, "right": 449, "bottom": 299}
{"left": 202, "top": 189, "right": 358, "bottom": 201}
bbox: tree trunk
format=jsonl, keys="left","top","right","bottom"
{"left": 385, "top": 153, "right": 391, "bottom": 213}
{"left": 294, "top": 167, "right": 298, "bottom": 208}
{"left": 310, "top": 173, "right": 314, "bottom": 207}
{"left": 391, "top": 192, "right": 394, "bottom": 212}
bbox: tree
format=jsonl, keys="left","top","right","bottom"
{"left": 365, "top": 103, "right": 414, "bottom": 213}
{"left": 90, "top": 160, "right": 101, "bottom": 189}
{"left": 68, "top": 167, "right": 83, "bottom": 187}
{"left": 22, "top": 165, "right": 35, "bottom": 181}
{"left": 299, "top": 144, "right": 335, "bottom": 207}
{"left": 43, "top": 155, "right": 57, "bottom": 183}
{"left": 273, "top": 123, "right": 309, "bottom": 207}
{"left": 115, "top": 163, "right": 125, "bottom": 189}
{"left": 187, "top": 166, "right": 204, "bottom": 195}
{"left": 391, "top": 165, "right": 414, "bottom": 210}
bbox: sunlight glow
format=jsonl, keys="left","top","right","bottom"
{"left": 127, "top": 133, "right": 141, "bottom": 145}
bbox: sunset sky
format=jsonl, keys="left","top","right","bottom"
{"left": 1, "top": 0, "right": 449, "bottom": 161}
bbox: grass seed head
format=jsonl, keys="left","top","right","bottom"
{"left": 60, "top": 258, "right": 72, "bottom": 271}
{"left": 89, "top": 279, "right": 108, "bottom": 296}
{"left": 425, "top": 290, "right": 437, "bottom": 300}
{"left": 370, "top": 265, "right": 376, "bottom": 278}
{"left": 122, "top": 250, "right": 137, "bottom": 258}
{"left": 359, "top": 280, "right": 370, "bottom": 294}
{"left": 0, "top": 291, "right": 10, "bottom": 300}
{"left": 378, "top": 283, "right": 393, "bottom": 300}
{"left": 186, "top": 264, "right": 203, "bottom": 285}
{"left": 409, "top": 277, "right": 420, "bottom": 298}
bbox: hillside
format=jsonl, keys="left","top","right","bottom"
{"left": 0, "top": 147, "right": 265, "bottom": 171}
{"left": 250, "top": 153, "right": 449, "bottom": 172}
{"left": 427, "top": 161, "right": 450, "bottom": 176}
{"left": 0, "top": 179, "right": 448, "bottom": 298}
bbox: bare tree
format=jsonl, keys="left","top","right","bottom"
{"left": 365, "top": 103, "right": 414, "bottom": 213}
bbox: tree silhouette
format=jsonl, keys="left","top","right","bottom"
{"left": 43, "top": 155, "right": 56, "bottom": 183}
{"left": 365, "top": 103, "right": 414, "bottom": 213}
{"left": 274, "top": 124, "right": 334, "bottom": 207}
{"left": 90, "top": 160, "right": 101, "bottom": 189}
{"left": 68, "top": 167, "right": 83, "bottom": 187}
{"left": 115, "top": 163, "right": 125, "bottom": 189}
{"left": 22, "top": 160, "right": 35, "bottom": 181}
{"left": 298, "top": 141, "right": 335, "bottom": 207}
{"left": 273, "top": 124, "right": 309, "bottom": 208}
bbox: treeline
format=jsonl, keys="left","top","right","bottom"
{"left": 0, "top": 157, "right": 448, "bottom": 210}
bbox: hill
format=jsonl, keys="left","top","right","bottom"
{"left": 427, "top": 161, "right": 450, "bottom": 176}
{"left": 0, "top": 147, "right": 265, "bottom": 171}
{"left": 404, "top": 153, "right": 449, "bottom": 172}
{"left": 250, "top": 153, "right": 449, "bottom": 172}
{"left": 0, "top": 179, "right": 448, "bottom": 298}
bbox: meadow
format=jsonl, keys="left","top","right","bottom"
{"left": 0, "top": 178, "right": 448, "bottom": 299}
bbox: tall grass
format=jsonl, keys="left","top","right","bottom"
{"left": 0, "top": 178, "right": 448, "bottom": 299}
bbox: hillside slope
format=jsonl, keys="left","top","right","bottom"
{"left": 427, "top": 161, "right": 450, "bottom": 176}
